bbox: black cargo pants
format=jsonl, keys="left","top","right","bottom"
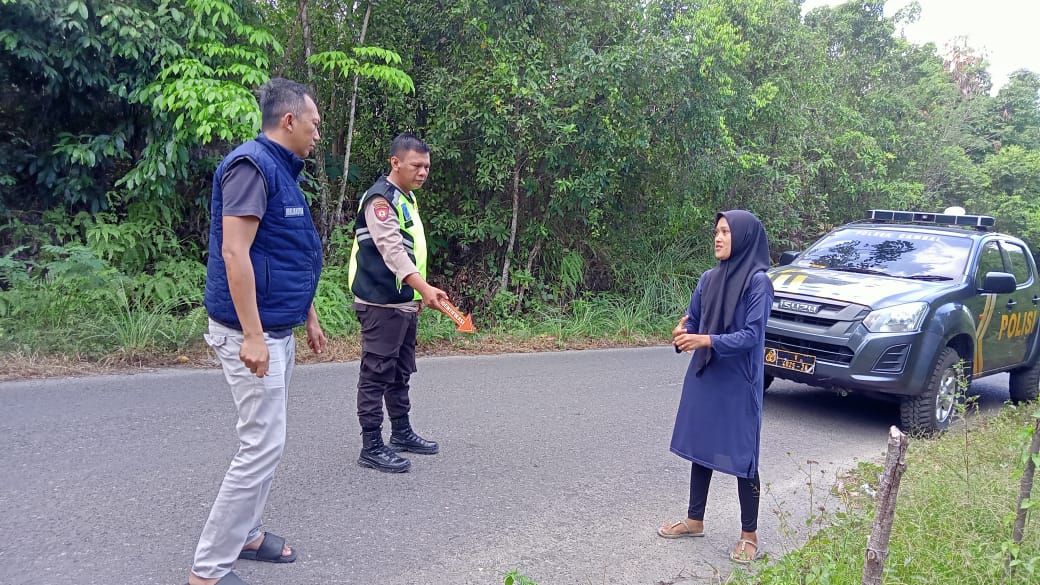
{"left": 354, "top": 303, "right": 418, "bottom": 431}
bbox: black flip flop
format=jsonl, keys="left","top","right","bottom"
{"left": 238, "top": 532, "right": 298, "bottom": 563}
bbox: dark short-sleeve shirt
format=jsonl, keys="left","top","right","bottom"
{"left": 221, "top": 158, "right": 267, "bottom": 218}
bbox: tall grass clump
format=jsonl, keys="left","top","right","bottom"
{"left": 84, "top": 282, "right": 208, "bottom": 358}
{"left": 489, "top": 222, "right": 715, "bottom": 345}
{"left": 614, "top": 226, "right": 715, "bottom": 322}
{"left": 0, "top": 243, "right": 206, "bottom": 359}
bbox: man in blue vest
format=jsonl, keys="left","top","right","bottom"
{"left": 189, "top": 78, "right": 327, "bottom": 585}
{"left": 348, "top": 133, "right": 448, "bottom": 473}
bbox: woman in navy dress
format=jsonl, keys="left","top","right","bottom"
{"left": 657, "top": 210, "right": 773, "bottom": 565}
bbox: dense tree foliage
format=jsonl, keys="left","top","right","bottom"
{"left": 2, "top": 0, "right": 1039, "bottom": 339}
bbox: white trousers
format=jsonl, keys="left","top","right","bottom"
{"left": 192, "top": 319, "right": 295, "bottom": 579}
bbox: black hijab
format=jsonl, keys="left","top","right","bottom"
{"left": 692, "top": 210, "right": 770, "bottom": 376}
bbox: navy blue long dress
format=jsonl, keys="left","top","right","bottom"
{"left": 669, "top": 271, "right": 774, "bottom": 478}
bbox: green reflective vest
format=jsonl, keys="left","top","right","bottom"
{"left": 348, "top": 175, "right": 428, "bottom": 304}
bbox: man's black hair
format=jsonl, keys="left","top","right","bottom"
{"left": 390, "top": 133, "right": 430, "bottom": 157}
{"left": 258, "top": 78, "right": 313, "bottom": 130}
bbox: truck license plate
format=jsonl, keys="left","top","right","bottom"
{"left": 765, "top": 347, "right": 816, "bottom": 375}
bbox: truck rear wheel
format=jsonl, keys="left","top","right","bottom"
{"left": 900, "top": 347, "right": 962, "bottom": 435}
{"left": 1009, "top": 361, "right": 1040, "bottom": 404}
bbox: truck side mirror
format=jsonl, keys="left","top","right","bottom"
{"left": 980, "top": 271, "right": 1017, "bottom": 294}
{"left": 778, "top": 251, "right": 799, "bottom": 266}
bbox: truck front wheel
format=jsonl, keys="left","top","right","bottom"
{"left": 1009, "top": 361, "right": 1040, "bottom": 404}
{"left": 900, "top": 347, "right": 962, "bottom": 435}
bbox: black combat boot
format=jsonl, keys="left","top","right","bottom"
{"left": 389, "top": 416, "right": 440, "bottom": 454}
{"left": 358, "top": 429, "right": 411, "bottom": 473}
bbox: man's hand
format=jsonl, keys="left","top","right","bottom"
{"left": 306, "top": 305, "right": 327, "bottom": 354}
{"left": 403, "top": 272, "right": 449, "bottom": 311}
{"left": 419, "top": 284, "right": 449, "bottom": 312}
{"left": 240, "top": 333, "right": 270, "bottom": 377}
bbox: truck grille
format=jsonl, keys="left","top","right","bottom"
{"left": 767, "top": 295, "right": 869, "bottom": 365}
{"left": 766, "top": 333, "right": 855, "bottom": 364}
{"left": 770, "top": 311, "right": 836, "bottom": 327}
{"left": 769, "top": 295, "right": 869, "bottom": 336}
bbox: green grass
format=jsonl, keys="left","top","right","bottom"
{"left": 0, "top": 286, "right": 680, "bottom": 363}
{"left": 84, "top": 283, "right": 207, "bottom": 357}
{"left": 727, "top": 405, "right": 1040, "bottom": 585}
{"left": 0, "top": 277, "right": 208, "bottom": 359}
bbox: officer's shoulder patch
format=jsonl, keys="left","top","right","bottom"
{"left": 373, "top": 199, "right": 391, "bottom": 222}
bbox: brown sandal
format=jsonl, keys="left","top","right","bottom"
{"left": 656, "top": 518, "right": 706, "bottom": 539}
{"left": 730, "top": 538, "right": 761, "bottom": 564}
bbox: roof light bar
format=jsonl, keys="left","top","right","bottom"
{"left": 867, "top": 209, "right": 994, "bottom": 228}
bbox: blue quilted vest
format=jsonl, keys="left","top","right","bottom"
{"left": 204, "top": 134, "right": 323, "bottom": 331}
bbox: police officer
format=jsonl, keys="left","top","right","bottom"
{"left": 348, "top": 133, "right": 448, "bottom": 473}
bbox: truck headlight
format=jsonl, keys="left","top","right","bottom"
{"left": 863, "top": 302, "right": 929, "bottom": 333}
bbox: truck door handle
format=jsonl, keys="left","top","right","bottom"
{"left": 1033, "top": 295, "right": 1040, "bottom": 305}
{"left": 1007, "top": 299, "right": 1018, "bottom": 309}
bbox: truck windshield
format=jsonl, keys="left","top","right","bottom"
{"left": 793, "top": 227, "right": 972, "bottom": 280}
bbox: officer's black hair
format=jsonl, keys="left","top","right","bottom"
{"left": 258, "top": 78, "right": 314, "bottom": 130}
{"left": 390, "top": 133, "right": 430, "bottom": 157}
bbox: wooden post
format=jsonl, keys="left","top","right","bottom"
{"left": 862, "top": 426, "right": 909, "bottom": 585}
{"left": 1007, "top": 417, "right": 1040, "bottom": 573}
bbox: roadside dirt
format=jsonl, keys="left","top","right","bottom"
{"left": 0, "top": 334, "right": 666, "bottom": 382}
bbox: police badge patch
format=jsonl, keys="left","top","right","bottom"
{"left": 373, "top": 200, "right": 391, "bottom": 221}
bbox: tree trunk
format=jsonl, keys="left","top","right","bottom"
{"left": 862, "top": 426, "right": 909, "bottom": 585}
{"left": 1007, "top": 417, "right": 1040, "bottom": 574}
{"left": 276, "top": 9, "right": 301, "bottom": 77}
{"left": 297, "top": 0, "right": 313, "bottom": 82}
{"left": 515, "top": 238, "right": 542, "bottom": 308}
{"left": 498, "top": 162, "right": 522, "bottom": 293}
{"left": 335, "top": 1, "right": 373, "bottom": 226}
{"left": 297, "top": 0, "right": 333, "bottom": 242}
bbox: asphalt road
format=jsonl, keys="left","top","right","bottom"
{"left": 0, "top": 346, "right": 1014, "bottom": 585}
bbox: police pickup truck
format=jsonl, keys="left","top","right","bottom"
{"left": 764, "top": 209, "right": 1040, "bottom": 434}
